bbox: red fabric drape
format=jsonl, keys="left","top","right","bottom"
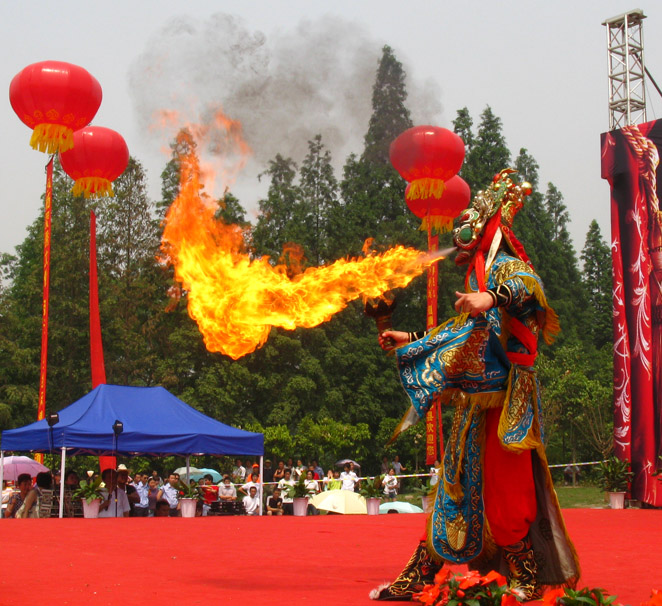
{"left": 425, "top": 231, "right": 441, "bottom": 466}
{"left": 90, "top": 211, "right": 114, "bottom": 472}
{"left": 601, "top": 120, "right": 662, "bottom": 506}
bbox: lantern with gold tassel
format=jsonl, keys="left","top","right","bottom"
{"left": 9, "top": 61, "right": 102, "bottom": 154}
{"left": 59, "top": 126, "right": 129, "bottom": 198}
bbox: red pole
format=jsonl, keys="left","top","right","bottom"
{"left": 35, "top": 157, "right": 54, "bottom": 464}
{"left": 425, "top": 227, "right": 440, "bottom": 467}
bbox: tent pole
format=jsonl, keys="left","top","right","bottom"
{"left": 259, "top": 455, "right": 263, "bottom": 516}
{"left": 58, "top": 447, "right": 66, "bottom": 518}
{"left": 185, "top": 455, "right": 190, "bottom": 481}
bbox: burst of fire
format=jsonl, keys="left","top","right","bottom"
{"left": 160, "top": 116, "right": 437, "bottom": 360}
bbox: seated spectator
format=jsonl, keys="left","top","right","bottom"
{"left": 154, "top": 499, "right": 170, "bottom": 517}
{"left": 219, "top": 475, "right": 237, "bottom": 502}
{"left": 266, "top": 487, "right": 284, "bottom": 516}
{"left": 16, "top": 471, "right": 53, "bottom": 518}
{"left": 277, "top": 469, "right": 295, "bottom": 515}
{"left": 98, "top": 469, "right": 130, "bottom": 518}
{"left": 4, "top": 473, "right": 32, "bottom": 518}
{"left": 156, "top": 472, "right": 180, "bottom": 517}
{"left": 243, "top": 486, "right": 260, "bottom": 516}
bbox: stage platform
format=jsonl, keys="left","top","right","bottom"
{"left": 0, "top": 508, "right": 657, "bottom": 605}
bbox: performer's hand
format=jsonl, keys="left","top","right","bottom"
{"left": 454, "top": 291, "right": 494, "bottom": 317}
{"left": 378, "top": 330, "right": 409, "bottom": 351}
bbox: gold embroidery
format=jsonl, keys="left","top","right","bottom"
{"left": 493, "top": 259, "right": 539, "bottom": 286}
{"left": 447, "top": 513, "right": 468, "bottom": 550}
{"left": 440, "top": 330, "right": 488, "bottom": 377}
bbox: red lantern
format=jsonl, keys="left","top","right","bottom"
{"left": 390, "top": 126, "right": 465, "bottom": 200}
{"left": 9, "top": 61, "right": 102, "bottom": 154}
{"left": 405, "top": 175, "right": 471, "bottom": 232}
{"left": 59, "top": 127, "right": 129, "bottom": 198}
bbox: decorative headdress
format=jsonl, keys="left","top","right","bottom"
{"left": 452, "top": 168, "right": 533, "bottom": 291}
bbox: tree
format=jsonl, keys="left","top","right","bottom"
{"left": 461, "top": 106, "right": 510, "bottom": 192}
{"left": 581, "top": 220, "right": 613, "bottom": 350}
{"left": 362, "top": 45, "right": 413, "bottom": 167}
{"left": 452, "top": 107, "right": 474, "bottom": 153}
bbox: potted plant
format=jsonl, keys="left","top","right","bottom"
{"left": 597, "top": 456, "right": 633, "bottom": 509}
{"left": 287, "top": 475, "right": 309, "bottom": 516}
{"left": 360, "top": 475, "right": 383, "bottom": 515}
{"left": 175, "top": 480, "right": 200, "bottom": 518}
{"left": 412, "top": 478, "right": 435, "bottom": 513}
{"left": 73, "top": 477, "right": 104, "bottom": 518}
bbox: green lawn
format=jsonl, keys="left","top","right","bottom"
{"left": 552, "top": 484, "right": 607, "bottom": 508}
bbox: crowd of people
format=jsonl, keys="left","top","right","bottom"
{"left": 2, "top": 456, "right": 414, "bottom": 518}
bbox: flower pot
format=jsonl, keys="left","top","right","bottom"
{"left": 180, "top": 498, "right": 197, "bottom": 518}
{"left": 608, "top": 492, "right": 626, "bottom": 509}
{"left": 293, "top": 497, "right": 309, "bottom": 516}
{"left": 82, "top": 499, "right": 101, "bottom": 518}
{"left": 366, "top": 497, "right": 381, "bottom": 515}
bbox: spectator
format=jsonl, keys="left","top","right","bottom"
{"left": 380, "top": 456, "right": 390, "bottom": 475}
{"left": 117, "top": 465, "right": 138, "bottom": 515}
{"left": 132, "top": 472, "right": 150, "bottom": 517}
{"left": 147, "top": 477, "right": 160, "bottom": 516}
{"left": 266, "top": 487, "right": 284, "bottom": 516}
{"left": 328, "top": 469, "right": 342, "bottom": 490}
{"left": 156, "top": 472, "right": 180, "bottom": 517}
{"left": 4, "top": 473, "right": 32, "bottom": 518}
{"left": 232, "top": 459, "right": 246, "bottom": 483}
{"left": 392, "top": 455, "right": 406, "bottom": 475}
{"left": 322, "top": 469, "right": 334, "bottom": 491}
{"left": 263, "top": 460, "right": 274, "bottom": 485}
{"left": 564, "top": 464, "right": 581, "bottom": 486}
{"left": 239, "top": 471, "right": 260, "bottom": 496}
{"left": 200, "top": 474, "right": 219, "bottom": 515}
{"left": 219, "top": 475, "right": 237, "bottom": 502}
{"left": 243, "top": 486, "right": 261, "bottom": 516}
{"left": 277, "top": 469, "right": 295, "bottom": 515}
{"left": 312, "top": 460, "right": 324, "bottom": 480}
{"left": 340, "top": 463, "right": 359, "bottom": 491}
{"left": 150, "top": 470, "right": 163, "bottom": 486}
{"left": 154, "top": 499, "right": 170, "bottom": 517}
{"left": 382, "top": 468, "right": 398, "bottom": 501}
{"left": 98, "top": 469, "right": 130, "bottom": 518}
{"left": 273, "top": 460, "right": 286, "bottom": 483}
{"left": 293, "top": 459, "right": 305, "bottom": 481}
{"left": 304, "top": 470, "right": 320, "bottom": 515}
{"left": 18, "top": 471, "right": 53, "bottom": 518}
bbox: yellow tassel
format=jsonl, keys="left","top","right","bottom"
{"left": 519, "top": 275, "right": 561, "bottom": 344}
{"left": 71, "top": 177, "right": 114, "bottom": 199}
{"left": 408, "top": 178, "right": 445, "bottom": 200}
{"left": 29, "top": 123, "right": 74, "bottom": 154}
{"left": 419, "top": 215, "right": 454, "bottom": 234}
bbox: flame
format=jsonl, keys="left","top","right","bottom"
{"left": 160, "top": 115, "right": 435, "bottom": 360}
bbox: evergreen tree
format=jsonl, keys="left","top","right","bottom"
{"left": 581, "top": 220, "right": 613, "bottom": 350}
{"left": 452, "top": 107, "right": 474, "bottom": 153}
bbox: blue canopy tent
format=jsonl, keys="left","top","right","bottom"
{"left": 0, "top": 384, "right": 264, "bottom": 516}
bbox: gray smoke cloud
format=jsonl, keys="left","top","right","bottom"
{"left": 129, "top": 13, "right": 442, "bottom": 197}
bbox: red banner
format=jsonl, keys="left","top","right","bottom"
{"left": 425, "top": 232, "right": 440, "bottom": 466}
{"left": 35, "top": 158, "right": 54, "bottom": 464}
{"left": 601, "top": 119, "right": 662, "bottom": 506}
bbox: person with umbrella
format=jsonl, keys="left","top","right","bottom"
{"left": 4, "top": 473, "right": 32, "bottom": 518}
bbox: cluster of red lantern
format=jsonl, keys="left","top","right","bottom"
{"left": 390, "top": 126, "right": 470, "bottom": 232}
{"left": 10, "top": 60, "right": 129, "bottom": 197}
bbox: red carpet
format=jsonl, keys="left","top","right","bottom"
{"left": 0, "top": 509, "right": 658, "bottom": 605}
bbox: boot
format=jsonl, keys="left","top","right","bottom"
{"left": 370, "top": 541, "right": 442, "bottom": 601}
{"left": 502, "top": 535, "right": 543, "bottom": 600}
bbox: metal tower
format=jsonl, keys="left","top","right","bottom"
{"left": 603, "top": 9, "right": 647, "bottom": 130}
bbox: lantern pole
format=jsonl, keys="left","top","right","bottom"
{"left": 35, "top": 156, "right": 54, "bottom": 465}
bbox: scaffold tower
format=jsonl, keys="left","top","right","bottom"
{"left": 603, "top": 9, "right": 647, "bottom": 130}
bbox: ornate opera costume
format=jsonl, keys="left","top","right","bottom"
{"left": 372, "top": 170, "right": 580, "bottom": 601}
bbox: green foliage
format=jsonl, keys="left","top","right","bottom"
{"left": 174, "top": 479, "right": 202, "bottom": 500}
{"left": 73, "top": 477, "right": 104, "bottom": 504}
{"left": 359, "top": 475, "right": 384, "bottom": 498}
{"left": 597, "top": 457, "right": 633, "bottom": 492}
{"left": 286, "top": 474, "right": 309, "bottom": 499}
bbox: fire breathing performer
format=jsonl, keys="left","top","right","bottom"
{"left": 371, "top": 170, "right": 580, "bottom": 601}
